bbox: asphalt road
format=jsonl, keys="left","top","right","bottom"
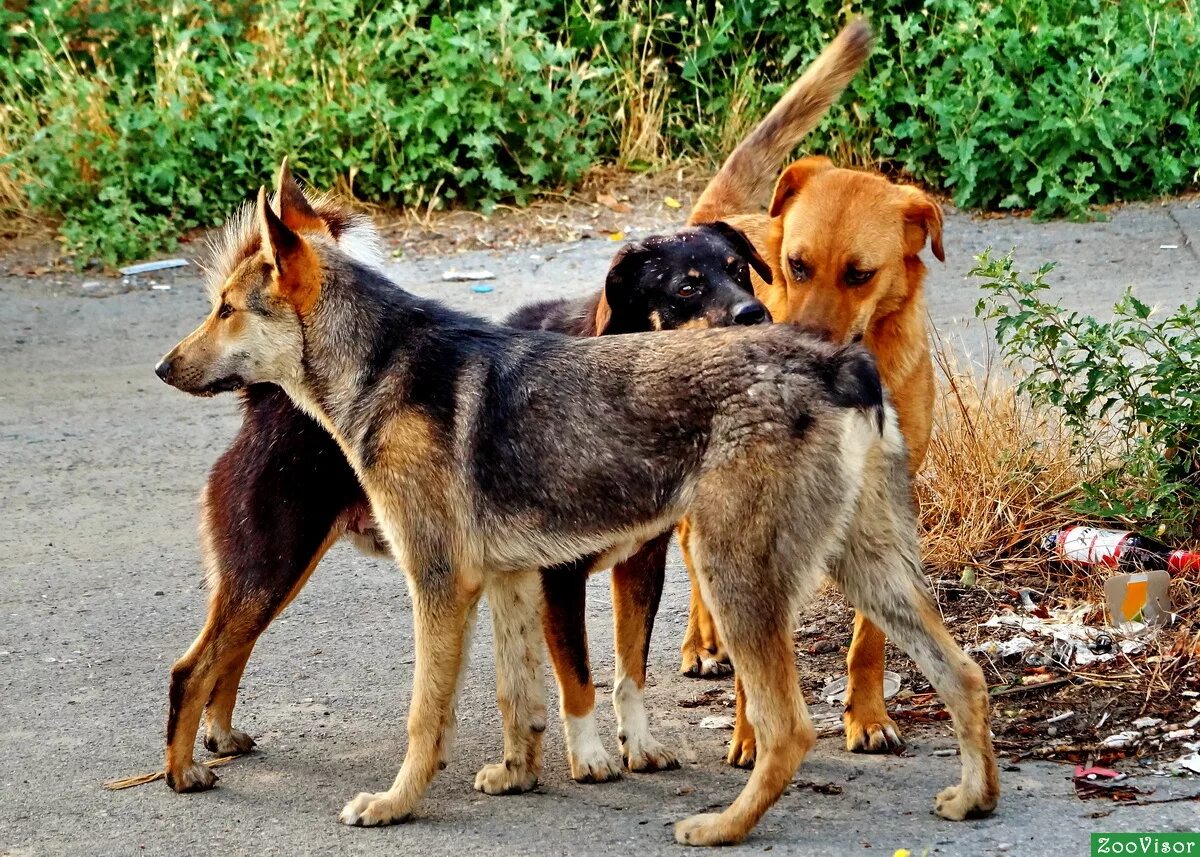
{"left": 2, "top": 200, "right": 1198, "bottom": 856}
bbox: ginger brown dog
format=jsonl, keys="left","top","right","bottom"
{"left": 155, "top": 163, "right": 996, "bottom": 845}
{"left": 683, "top": 32, "right": 943, "bottom": 761}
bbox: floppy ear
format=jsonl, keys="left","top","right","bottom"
{"left": 899, "top": 186, "right": 945, "bottom": 262}
{"left": 769, "top": 156, "right": 835, "bottom": 218}
{"left": 597, "top": 242, "right": 648, "bottom": 336}
{"left": 706, "top": 221, "right": 773, "bottom": 285}
{"left": 258, "top": 185, "right": 322, "bottom": 312}
{"left": 275, "top": 157, "right": 329, "bottom": 234}
{"left": 590, "top": 291, "right": 613, "bottom": 336}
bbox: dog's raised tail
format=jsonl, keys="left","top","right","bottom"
{"left": 687, "top": 19, "right": 873, "bottom": 226}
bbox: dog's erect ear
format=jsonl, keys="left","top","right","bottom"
{"left": 275, "top": 157, "right": 328, "bottom": 235}
{"left": 769, "top": 156, "right": 835, "bottom": 218}
{"left": 258, "top": 186, "right": 322, "bottom": 312}
{"left": 898, "top": 186, "right": 945, "bottom": 263}
{"left": 706, "top": 221, "right": 773, "bottom": 285}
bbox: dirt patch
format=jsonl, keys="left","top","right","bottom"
{"left": 776, "top": 575, "right": 1199, "bottom": 775}
{"left": 375, "top": 165, "right": 709, "bottom": 259}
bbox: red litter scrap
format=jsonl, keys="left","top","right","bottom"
{"left": 1073, "top": 765, "right": 1146, "bottom": 802}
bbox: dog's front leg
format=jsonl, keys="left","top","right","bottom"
{"left": 541, "top": 560, "right": 622, "bottom": 783}
{"left": 611, "top": 532, "right": 679, "bottom": 773}
{"left": 339, "top": 565, "right": 482, "bottom": 827}
{"left": 475, "top": 570, "right": 548, "bottom": 795}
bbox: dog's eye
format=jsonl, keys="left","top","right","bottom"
{"left": 844, "top": 267, "right": 874, "bottom": 287}
{"left": 789, "top": 257, "right": 810, "bottom": 282}
{"left": 676, "top": 283, "right": 700, "bottom": 298}
{"left": 218, "top": 303, "right": 235, "bottom": 320}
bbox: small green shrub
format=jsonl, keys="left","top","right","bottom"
{"left": 0, "top": 0, "right": 610, "bottom": 264}
{"left": 973, "top": 251, "right": 1200, "bottom": 540}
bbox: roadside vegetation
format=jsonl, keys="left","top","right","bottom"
{"left": 2, "top": 0, "right": 1197, "bottom": 264}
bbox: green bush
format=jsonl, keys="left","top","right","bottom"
{"left": 973, "top": 251, "right": 1200, "bottom": 540}
{"left": 603, "top": 0, "right": 1199, "bottom": 220}
{"left": 1, "top": 0, "right": 1197, "bottom": 264}
{"left": 0, "top": 0, "right": 609, "bottom": 264}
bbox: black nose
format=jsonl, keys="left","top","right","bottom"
{"left": 732, "top": 302, "right": 768, "bottom": 326}
{"left": 155, "top": 358, "right": 172, "bottom": 382}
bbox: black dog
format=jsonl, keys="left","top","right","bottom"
{"left": 163, "top": 221, "right": 771, "bottom": 791}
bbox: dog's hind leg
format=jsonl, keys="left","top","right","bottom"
{"left": 673, "top": 521, "right": 818, "bottom": 846}
{"left": 339, "top": 565, "right": 482, "bottom": 827}
{"left": 832, "top": 540, "right": 998, "bottom": 821}
{"left": 828, "top": 430, "right": 999, "bottom": 821}
{"left": 475, "top": 570, "right": 548, "bottom": 795}
{"left": 166, "top": 505, "right": 343, "bottom": 791}
{"left": 611, "top": 532, "right": 678, "bottom": 772}
{"left": 677, "top": 519, "right": 733, "bottom": 678}
{"left": 167, "top": 387, "right": 365, "bottom": 792}
{"left": 541, "top": 558, "right": 621, "bottom": 783}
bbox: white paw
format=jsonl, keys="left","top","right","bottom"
{"left": 338, "top": 791, "right": 409, "bottom": 827}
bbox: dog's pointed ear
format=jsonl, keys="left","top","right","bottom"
{"left": 769, "top": 156, "right": 835, "bottom": 218}
{"left": 898, "top": 186, "right": 945, "bottom": 262}
{"left": 276, "top": 158, "right": 328, "bottom": 235}
{"left": 707, "top": 221, "right": 773, "bottom": 285}
{"left": 258, "top": 186, "right": 322, "bottom": 311}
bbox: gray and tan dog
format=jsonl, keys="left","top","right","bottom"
{"left": 156, "top": 167, "right": 998, "bottom": 846}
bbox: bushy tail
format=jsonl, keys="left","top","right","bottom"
{"left": 687, "top": 19, "right": 874, "bottom": 225}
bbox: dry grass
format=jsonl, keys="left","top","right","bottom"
{"left": 613, "top": 22, "right": 671, "bottom": 168}
{"left": 917, "top": 346, "right": 1093, "bottom": 581}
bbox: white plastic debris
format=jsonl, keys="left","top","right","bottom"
{"left": 1175, "top": 752, "right": 1200, "bottom": 775}
{"left": 119, "top": 258, "right": 188, "bottom": 275}
{"left": 1101, "top": 730, "right": 1141, "bottom": 748}
{"left": 441, "top": 269, "right": 495, "bottom": 282}
{"left": 821, "top": 671, "right": 902, "bottom": 706}
{"left": 1166, "top": 729, "right": 1197, "bottom": 741}
{"left": 698, "top": 715, "right": 735, "bottom": 730}
{"left": 1046, "top": 711, "right": 1075, "bottom": 724}
{"left": 973, "top": 635, "right": 1038, "bottom": 659}
{"left": 979, "top": 606, "right": 1150, "bottom": 667}
{"left": 1132, "top": 716, "right": 1163, "bottom": 730}
{"left": 151, "top": 284, "right": 171, "bottom": 291}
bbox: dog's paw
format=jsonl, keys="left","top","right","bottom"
{"left": 165, "top": 762, "right": 218, "bottom": 793}
{"left": 339, "top": 791, "right": 411, "bottom": 827}
{"left": 934, "top": 783, "right": 997, "bottom": 821}
{"left": 203, "top": 727, "right": 256, "bottom": 756}
{"left": 620, "top": 733, "right": 679, "bottom": 773}
{"left": 474, "top": 761, "right": 539, "bottom": 795}
{"left": 726, "top": 731, "right": 756, "bottom": 769}
{"left": 844, "top": 711, "right": 903, "bottom": 754}
{"left": 567, "top": 747, "right": 622, "bottom": 784}
{"left": 680, "top": 646, "right": 733, "bottom": 678}
{"left": 674, "top": 812, "right": 741, "bottom": 846}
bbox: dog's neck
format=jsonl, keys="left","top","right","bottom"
{"left": 279, "top": 260, "right": 467, "bottom": 468}
{"left": 278, "top": 260, "right": 499, "bottom": 472}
